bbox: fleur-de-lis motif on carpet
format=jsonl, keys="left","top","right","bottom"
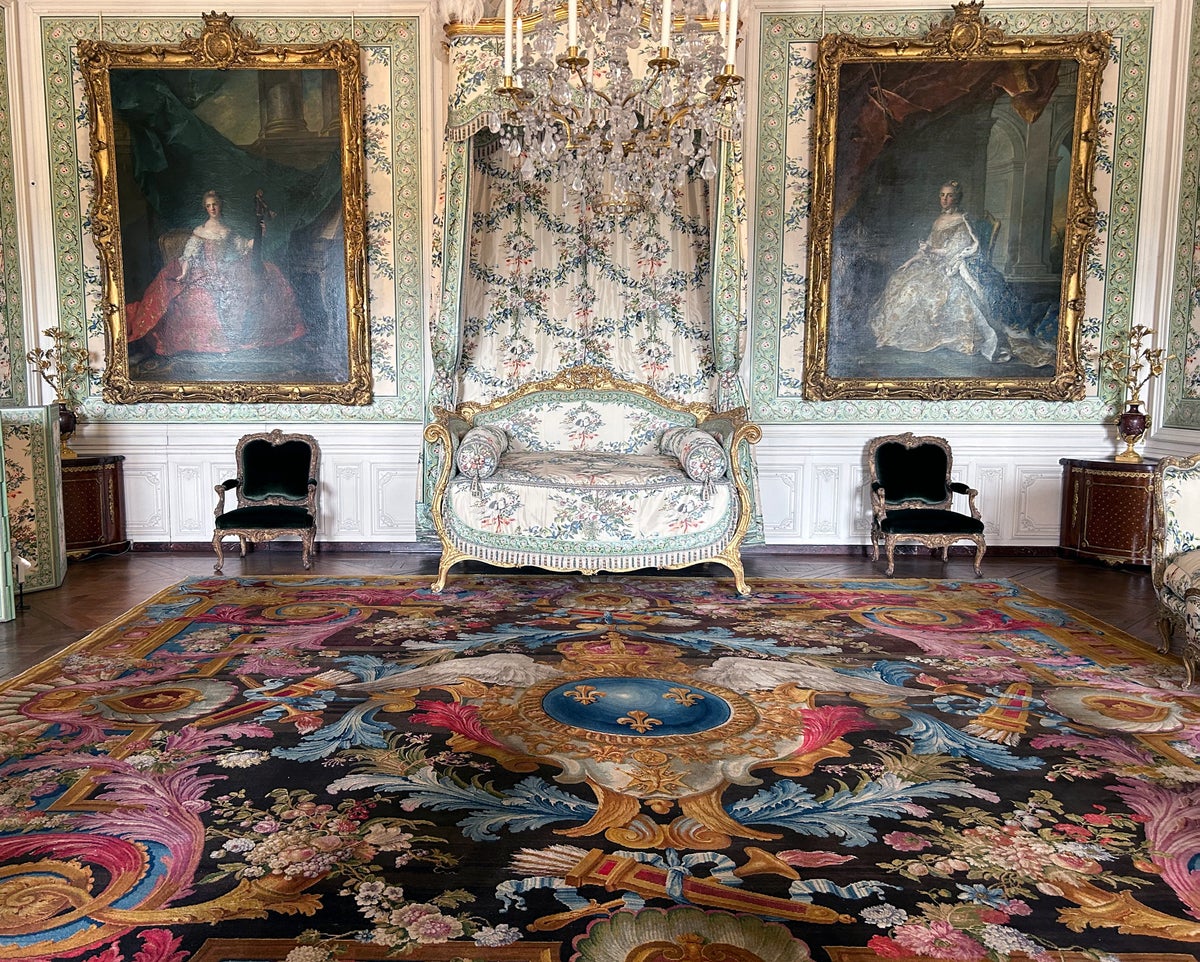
{"left": 618, "top": 709, "right": 662, "bottom": 733}
{"left": 563, "top": 684, "right": 606, "bottom": 705}
{"left": 662, "top": 686, "right": 704, "bottom": 707}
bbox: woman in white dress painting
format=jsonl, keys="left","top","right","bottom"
{"left": 868, "top": 180, "right": 1053, "bottom": 368}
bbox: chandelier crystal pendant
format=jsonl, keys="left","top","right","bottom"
{"left": 491, "top": 0, "right": 743, "bottom": 216}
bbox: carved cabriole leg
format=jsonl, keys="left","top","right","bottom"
{"left": 238, "top": 536, "right": 249, "bottom": 558}
{"left": 722, "top": 554, "right": 750, "bottom": 596}
{"left": 431, "top": 547, "right": 470, "bottom": 593}
{"left": 884, "top": 535, "right": 897, "bottom": 576}
{"left": 870, "top": 525, "right": 880, "bottom": 561}
{"left": 212, "top": 534, "right": 225, "bottom": 573}
{"left": 1157, "top": 616, "right": 1175, "bottom": 655}
{"left": 301, "top": 531, "right": 315, "bottom": 569}
{"left": 973, "top": 538, "right": 985, "bottom": 577}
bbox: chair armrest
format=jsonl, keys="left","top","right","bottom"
{"left": 870, "top": 484, "right": 888, "bottom": 519}
{"left": 213, "top": 478, "right": 239, "bottom": 517}
{"left": 424, "top": 412, "right": 475, "bottom": 517}
{"left": 950, "top": 481, "right": 982, "bottom": 519}
{"left": 698, "top": 410, "right": 762, "bottom": 521}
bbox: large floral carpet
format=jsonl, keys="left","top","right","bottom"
{"left": 3, "top": 573, "right": 1200, "bottom": 962}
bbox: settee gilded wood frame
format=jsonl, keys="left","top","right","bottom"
{"left": 425, "top": 366, "right": 761, "bottom": 593}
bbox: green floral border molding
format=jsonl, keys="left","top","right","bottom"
{"left": 750, "top": 6, "right": 1148, "bottom": 424}
{"left": 42, "top": 15, "right": 424, "bottom": 422}
{"left": 0, "top": 9, "right": 26, "bottom": 407}
{"left": 1166, "top": 0, "right": 1200, "bottom": 426}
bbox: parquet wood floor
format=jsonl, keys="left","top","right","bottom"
{"left": 0, "top": 545, "right": 1165, "bottom": 683}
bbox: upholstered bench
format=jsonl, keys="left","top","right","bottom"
{"left": 424, "top": 366, "right": 761, "bottom": 593}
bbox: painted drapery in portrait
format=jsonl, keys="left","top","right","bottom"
{"left": 803, "top": 3, "right": 1110, "bottom": 400}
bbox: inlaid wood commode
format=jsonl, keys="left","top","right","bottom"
{"left": 1059, "top": 457, "right": 1157, "bottom": 566}
{"left": 61, "top": 454, "right": 130, "bottom": 560}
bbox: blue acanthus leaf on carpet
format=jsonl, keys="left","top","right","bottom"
{"left": 729, "top": 771, "right": 1000, "bottom": 844}
{"left": 893, "top": 709, "right": 1046, "bottom": 769}
{"left": 272, "top": 703, "right": 395, "bottom": 759}
{"left": 328, "top": 767, "right": 597, "bottom": 840}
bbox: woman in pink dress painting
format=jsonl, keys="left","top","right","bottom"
{"left": 127, "top": 189, "right": 305, "bottom": 356}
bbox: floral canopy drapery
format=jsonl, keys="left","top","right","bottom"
{"left": 426, "top": 14, "right": 761, "bottom": 542}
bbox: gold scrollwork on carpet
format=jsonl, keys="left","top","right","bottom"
{"left": 438, "top": 632, "right": 854, "bottom": 849}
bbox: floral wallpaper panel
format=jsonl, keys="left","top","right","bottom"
{"left": 0, "top": 7, "right": 26, "bottom": 407}
{"left": 1167, "top": 0, "right": 1200, "bottom": 425}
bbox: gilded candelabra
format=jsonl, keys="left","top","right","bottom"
{"left": 1098, "top": 322, "right": 1171, "bottom": 462}
{"left": 26, "top": 326, "right": 90, "bottom": 458}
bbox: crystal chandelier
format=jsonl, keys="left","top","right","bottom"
{"left": 492, "top": 0, "right": 743, "bottom": 215}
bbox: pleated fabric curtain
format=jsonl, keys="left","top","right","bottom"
{"left": 426, "top": 19, "right": 762, "bottom": 543}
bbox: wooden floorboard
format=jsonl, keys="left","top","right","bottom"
{"left": 1, "top": 546, "right": 1164, "bottom": 682}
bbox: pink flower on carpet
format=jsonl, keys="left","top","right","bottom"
{"left": 389, "top": 902, "right": 440, "bottom": 927}
{"left": 893, "top": 919, "right": 989, "bottom": 960}
{"left": 883, "top": 830, "right": 930, "bottom": 851}
{"left": 406, "top": 911, "right": 464, "bottom": 943}
{"left": 290, "top": 712, "right": 324, "bottom": 734}
{"left": 865, "top": 934, "right": 910, "bottom": 958}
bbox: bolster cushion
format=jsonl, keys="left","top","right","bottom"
{"left": 456, "top": 425, "right": 510, "bottom": 481}
{"left": 659, "top": 427, "right": 728, "bottom": 484}
{"left": 1164, "top": 548, "right": 1200, "bottom": 602}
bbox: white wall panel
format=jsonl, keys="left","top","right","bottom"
{"left": 808, "top": 462, "right": 844, "bottom": 541}
{"left": 121, "top": 463, "right": 167, "bottom": 538}
{"left": 330, "top": 461, "right": 365, "bottom": 537}
{"left": 1014, "top": 470, "right": 1065, "bottom": 541}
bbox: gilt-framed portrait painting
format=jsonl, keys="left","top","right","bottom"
{"left": 78, "top": 13, "right": 372, "bottom": 405}
{"left": 803, "top": 3, "right": 1110, "bottom": 401}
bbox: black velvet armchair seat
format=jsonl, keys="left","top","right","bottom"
{"left": 212, "top": 429, "right": 321, "bottom": 572}
{"left": 866, "top": 432, "right": 986, "bottom": 577}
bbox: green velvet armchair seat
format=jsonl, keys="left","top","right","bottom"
{"left": 212, "top": 429, "right": 320, "bottom": 573}
{"left": 867, "top": 433, "right": 986, "bottom": 577}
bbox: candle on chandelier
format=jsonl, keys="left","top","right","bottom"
{"left": 568, "top": 0, "right": 578, "bottom": 49}
{"left": 660, "top": 0, "right": 672, "bottom": 49}
{"left": 503, "top": 0, "right": 514, "bottom": 76}
{"left": 516, "top": 16, "right": 524, "bottom": 71}
{"left": 726, "top": 0, "right": 739, "bottom": 66}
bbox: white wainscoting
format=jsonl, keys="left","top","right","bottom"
{"left": 70, "top": 419, "right": 1152, "bottom": 549}
{"left": 73, "top": 422, "right": 425, "bottom": 544}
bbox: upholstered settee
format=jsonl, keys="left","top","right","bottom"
{"left": 1152, "top": 452, "right": 1200, "bottom": 684}
{"left": 424, "top": 366, "right": 761, "bottom": 594}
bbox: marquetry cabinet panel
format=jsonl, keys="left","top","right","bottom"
{"left": 1058, "top": 457, "right": 1156, "bottom": 566}
{"left": 62, "top": 455, "right": 131, "bottom": 559}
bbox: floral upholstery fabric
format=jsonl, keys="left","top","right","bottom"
{"left": 1163, "top": 550, "right": 1200, "bottom": 613}
{"left": 444, "top": 449, "right": 737, "bottom": 571}
{"left": 1161, "top": 464, "right": 1200, "bottom": 559}
{"left": 455, "top": 425, "right": 509, "bottom": 482}
{"left": 659, "top": 427, "right": 728, "bottom": 485}
{"left": 476, "top": 394, "right": 693, "bottom": 455}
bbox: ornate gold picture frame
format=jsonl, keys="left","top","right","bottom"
{"left": 79, "top": 13, "right": 372, "bottom": 405}
{"left": 803, "top": 3, "right": 1109, "bottom": 401}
